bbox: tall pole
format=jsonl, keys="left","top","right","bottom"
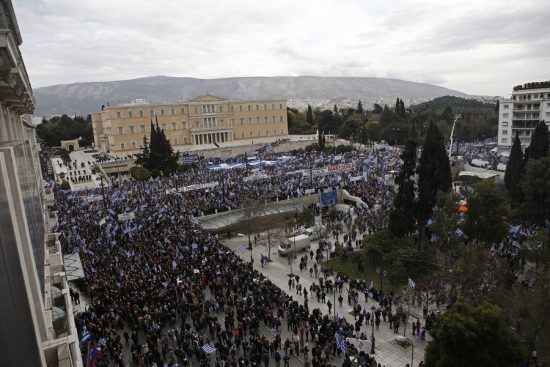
{"left": 448, "top": 114, "right": 460, "bottom": 159}
{"left": 411, "top": 341, "right": 414, "bottom": 367}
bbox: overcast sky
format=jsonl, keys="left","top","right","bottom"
{"left": 14, "top": 0, "right": 550, "bottom": 96}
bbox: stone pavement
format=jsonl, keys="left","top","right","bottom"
{"left": 222, "top": 231, "right": 432, "bottom": 367}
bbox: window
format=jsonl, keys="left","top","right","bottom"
{"left": 257, "top": 131, "right": 260, "bottom": 136}
{"left": 547, "top": 103, "right": 550, "bottom": 108}
{"left": 264, "top": 117, "right": 268, "bottom": 123}
{"left": 266, "top": 130, "right": 269, "bottom": 135}
{"left": 196, "top": 120, "right": 200, "bottom": 128}
{"left": 231, "top": 119, "right": 235, "bottom": 126}
{"left": 132, "top": 141, "right": 136, "bottom": 149}
{"left": 240, "top": 105, "right": 243, "bottom": 111}
{"left": 248, "top": 118, "right": 252, "bottom": 124}
{"left": 184, "top": 137, "right": 188, "bottom": 144}
{"left": 281, "top": 129, "right": 284, "bottom": 134}
{"left": 171, "top": 108, "right": 175, "bottom": 115}
{"left": 502, "top": 130, "right": 508, "bottom": 135}
{"left": 128, "top": 111, "right": 133, "bottom": 118}
{"left": 174, "top": 138, "right": 178, "bottom": 145}
{"left": 140, "top": 110, "right": 144, "bottom": 118}
{"left": 118, "top": 127, "right": 123, "bottom": 134}
{"left": 256, "top": 117, "right": 260, "bottom": 124}
{"left": 272, "top": 103, "right": 275, "bottom": 109}
{"left": 161, "top": 109, "right": 165, "bottom": 116}
{"left": 182, "top": 121, "right": 187, "bottom": 128}
{"left": 256, "top": 105, "right": 259, "bottom": 110}
{"left": 504, "top": 104, "right": 509, "bottom": 109}
{"left": 503, "top": 113, "right": 509, "bottom": 118}
{"left": 279, "top": 116, "right": 283, "bottom": 122}
{"left": 172, "top": 122, "right": 177, "bottom": 130}
{"left": 264, "top": 104, "right": 267, "bottom": 110}
{"left": 231, "top": 106, "right": 234, "bottom": 112}
{"left": 129, "top": 126, "right": 135, "bottom": 134}
{"left": 181, "top": 108, "right": 185, "bottom": 114}
{"left": 240, "top": 118, "right": 244, "bottom": 125}
{"left": 250, "top": 131, "right": 253, "bottom": 137}
{"left": 248, "top": 105, "right": 251, "bottom": 111}
{"left": 117, "top": 112, "right": 121, "bottom": 118}
{"left": 502, "top": 122, "right": 508, "bottom": 127}
{"left": 194, "top": 107, "right": 198, "bottom": 113}
{"left": 221, "top": 119, "right": 224, "bottom": 126}
{"left": 150, "top": 110, "right": 154, "bottom": 117}
{"left": 120, "top": 143, "right": 125, "bottom": 150}
{"left": 242, "top": 132, "right": 245, "bottom": 138}
{"left": 279, "top": 104, "right": 283, "bottom": 109}
{"left": 501, "top": 138, "right": 508, "bottom": 143}
{"left": 219, "top": 106, "right": 223, "bottom": 112}
{"left": 272, "top": 116, "right": 276, "bottom": 122}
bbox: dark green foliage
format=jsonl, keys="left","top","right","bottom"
{"left": 442, "top": 106, "right": 453, "bottom": 122}
{"left": 521, "top": 157, "right": 550, "bottom": 225}
{"left": 372, "top": 103, "right": 382, "bottom": 114}
{"left": 287, "top": 108, "right": 316, "bottom": 134}
{"left": 504, "top": 133, "right": 525, "bottom": 201}
{"left": 525, "top": 121, "right": 549, "bottom": 162}
{"left": 59, "top": 180, "right": 71, "bottom": 190}
{"left": 425, "top": 301, "right": 524, "bottom": 367}
{"left": 356, "top": 100, "right": 364, "bottom": 114}
{"left": 138, "top": 120, "right": 178, "bottom": 176}
{"left": 394, "top": 98, "right": 406, "bottom": 117}
{"left": 296, "top": 207, "right": 315, "bottom": 227}
{"left": 416, "top": 123, "right": 452, "bottom": 225}
{"left": 389, "top": 140, "right": 417, "bottom": 236}
{"left": 380, "top": 105, "right": 392, "bottom": 126}
{"left": 36, "top": 114, "right": 93, "bottom": 147}
{"left": 463, "top": 180, "right": 509, "bottom": 245}
{"left": 129, "top": 166, "right": 151, "bottom": 181}
{"left": 306, "top": 105, "right": 314, "bottom": 125}
{"left": 495, "top": 99, "right": 500, "bottom": 114}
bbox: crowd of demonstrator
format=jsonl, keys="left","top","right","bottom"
{"left": 54, "top": 147, "right": 420, "bottom": 367}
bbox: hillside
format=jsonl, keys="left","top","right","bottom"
{"left": 412, "top": 95, "right": 495, "bottom": 111}
{"left": 32, "top": 76, "right": 467, "bottom": 117}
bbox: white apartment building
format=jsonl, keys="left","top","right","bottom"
{"left": 498, "top": 81, "right": 550, "bottom": 149}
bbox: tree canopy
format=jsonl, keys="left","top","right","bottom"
{"left": 525, "top": 121, "right": 549, "bottom": 162}
{"left": 521, "top": 156, "right": 550, "bottom": 225}
{"left": 504, "top": 133, "right": 525, "bottom": 201}
{"left": 36, "top": 114, "right": 93, "bottom": 147}
{"left": 425, "top": 301, "right": 524, "bottom": 367}
{"left": 389, "top": 140, "right": 417, "bottom": 236}
{"left": 136, "top": 121, "right": 178, "bottom": 176}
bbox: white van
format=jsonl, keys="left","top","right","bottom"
{"left": 278, "top": 234, "right": 311, "bottom": 256}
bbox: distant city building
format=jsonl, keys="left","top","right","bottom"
{"left": 498, "top": 81, "right": 550, "bottom": 148}
{"left": 91, "top": 94, "right": 288, "bottom": 155}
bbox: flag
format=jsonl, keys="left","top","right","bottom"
{"left": 239, "top": 244, "right": 247, "bottom": 253}
{"left": 202, "top": 343, "right": 217, "bottom": 354}
{"left": 98, "top": 338, "right": 107, "bottom": 347}
{"left": 368, "top": 281, "right": 374, "bottom": 290}
{"left": 408, "top": 278, "right": 416, "bottom": 289}
{"left": 269, "top": 327, "right": 278, "bottom": 338}
{"left": 80, "top": 327, "right": 91, "bottom": 344}
{"left": 334, "top": 333, "right": 347, "bottom": 354}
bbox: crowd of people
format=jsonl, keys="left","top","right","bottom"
{"left": 49, "top": 146, "right": 430, "bottom": 367}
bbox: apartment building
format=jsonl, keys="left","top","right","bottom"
{"left": 498, "top": 81, "right": 550, "bottom": 148}
{"left": 91, "top": 94, "right": 288, "bottom": 155}
{"left": 0, "top": 1, "right": 82, "bottom": 366}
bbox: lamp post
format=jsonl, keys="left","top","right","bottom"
{"left": 370, "top": 306, "right": 376, "bottom": 354}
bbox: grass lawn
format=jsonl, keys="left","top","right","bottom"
{"left": 325, "top": 251, "right": 395, "bottom": 293}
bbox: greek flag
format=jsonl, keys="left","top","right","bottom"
{"left": 269, "top": 327, "right": 278, "bottom": 338}
{"left": 334, "top": 333, "right": 347, "bottom": 354}
{"left": 202, "top": 343, "right": 216, "bottom": 354}
{"left": 80, "top": 327, "right": 91, "bottom": 344}
{"left": 408, "top": 278, "right": 416, "bottom": 289}
{"left": 239, "top": 244, "right": 247, "bottom": 253}
{"left": 98, "top": 337, "right": 107, "bottom": 347}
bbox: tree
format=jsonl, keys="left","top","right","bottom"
{"left": 36, "top": 114, "right": 93, "bottom": 147}
{"left": 129, "top": 166, "right": 151, "bottom": 181}
{"left": 389, "top": 140, "right": 417, "bottom": 236}
{"left": 333, "top": 104, "right": 339, "bottom": 114}
{"left": 307, "top": 105, "right": 314, "bottom": 125}
{"left": 416, "top": 123, "right": 452, "bottom": 226}
{"left": 357, "top": 100, "right": 364, "bottom": 115}
{"left": 380, "top": 105, "right": 392, "bottom": 126}
{"left": 442, "top": 106, "right": 453, "bottom": 123}
{"left": 525, "top": 121, "right": 549, "bottom": 162}
{"left": 140, "top": 120, "right": 178, "bottom": 176}
{"left": 504, "top": 133, "right": 525, "bottom": 201}
{"left": 373, "top": 103, "right": 382, "bottom": 114}
{"left": 521, "top": 156, "right": 550, "bottom": 224}
{"left": 495, "top": 99, "right": 500, "bottom": 114}
{"left": 425, "top": 301, "right": 524, "bottom": 367}
{"left": 463, "top": 180, "right": 509, "bottom": 246}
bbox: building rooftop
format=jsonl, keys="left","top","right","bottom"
{"left": 513, "top": 81, "right": 550, "bottom": 91}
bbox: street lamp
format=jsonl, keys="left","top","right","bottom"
{"left": 376, "top": 267, "right": 387, "bottom": 293}
{"left": 370, "top": 306, "right": 376, "bottom": 354}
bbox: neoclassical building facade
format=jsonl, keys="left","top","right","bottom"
{"left": 91, "top": 94, "right": 288, "bottom": 155}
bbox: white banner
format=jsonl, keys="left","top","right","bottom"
{"left": 118, "top": 212, "right": 135, "bottom": 222}
{"left": 350, "top": 176, "right": 363, "bottom": 182}
{"left": 327, "top": 162, "right": 354, "bottom": 172}
{"left": 243, "top": 174, "right": 268, "bottom": 182}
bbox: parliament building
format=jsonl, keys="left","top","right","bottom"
{"left": 91, "top": 94, "right": 288, "bottom": 155}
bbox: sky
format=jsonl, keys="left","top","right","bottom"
{"left": 14, "top": 0, "right": 550, "bottom": 96}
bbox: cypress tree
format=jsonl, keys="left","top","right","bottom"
{"left": 357, "top": 100, "right": 364, "bottom": 114}
{"left": 504, "top": 133, "right": 524, "bottom": 201}
{"left": 395, "top": 98, "right": 401, "bottom": 114}
{"left": 380, "top": 105, "right": 392, "bottom": 126}
{"left": 525, "top": 121, "right": 549, "bottom": 161}
{"left": 333, "top": 104, "right": 339, "bottom": 114}
{"left": 399, "top": 99, "right": 406, "bottom": 117}
{"left": 389, "top": 140, "right": 418, "bottom": 236}
{"left": 417, "top": 123, "right": 452, "bottom": 226}
{"left": 307, "top": 105, "right": 314, "bottom": 125}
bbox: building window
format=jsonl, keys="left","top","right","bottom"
{"left": 196, "top": 120, "right": 200, "bottom": 128}
{"left": 501, "top": 138, "right": 508, "bottom": 143}
{"left": 161, "top": 109, "right": 165, "bottom": 116}
{"left": 242, "top": 132, "right": 245, "bottom": 138}
{"left": 264, "top": 117, "right": 268, "bottom": 123}
{"left": 132, "top": 141, "right": 136, "bottom": 149}
{"left": 118, "top": 127, "right": 123, "bottom": 134}
{"left": 184, "top": 137, "right": 188, "bottom": 144}
{"left": 248, "top": 118, "right": 252, "bottom": 124}
{"left": 140, "top": 125, "right": 145, "bottom": 133}
{"left": 250, "top": 131, "right": 253, "bottom": 137}
{"left": 240, "top": 118, "right": 244, "bottom": 125}
{"left": 256, "top": 105, "right": 259, "bottom": 110}
{"left": 140, "top": 110, "right": 144, "bottom": 118}
{"left": 231, "top": 119, "right": 235, "bottom": 126}
{"left": 281, "top": 129, "right": 284, "bottom": 134}
{"left": 272, "top": 103, "right": 275, "bottom": 109}
{"left": 502, "top": 130, "right": 508, "bottom": 135}
{"left": 272, "top": 116, "right": 276, "bottom": 122}
{"left": 128, "top": 111, "right": 133, "bottom": 118}
{"left": 129, "top": 126, "right": 135, "bottom": 134}
{"left": 121, "top": 143, "right": 125, "bottom": 150}
{"left": 503, "top": 113, "right": 509, "bottom": 118}
{"left": 182, "top": 121, "right": 187, "bottom": 128}
{"left": 117, "top": 112, "right": 121, "bottom": 118}
{"left": 257, "top": 131, "right": 261, "bottom": 136}
{"left": 240, "top": 105, "right": 243, "bottom": 111}
{"left": 279, "top": 116, "right": 283, "bottom": 122}
{"left": 219, "top": 106, "right": 223, "bottom": 112}
{"left": 264, "top": 104, "right": 267, "bottom": 110}
{"left": 150, "top": 110, "right": 154, "bottom": 117}
{"left": 256, "top": 117, "right": 260, "bottom": 124}
{"left": 248, "top": 105, "right": 251, "bottom": 111}
{"left": 171, "top": 108, "right": 175, "bottom": 115}
{"left": 181, "top": 108, "right": 185, "bottom": 114}
{"left": 194, "top": 107, "right": 198, "bottom": 113}
{"left": 231, "top": 106, "right": 234, "bottom": 112}
{"left": 221, "top": 119, "right": 224, "bottom": 126}
{"left": 279, "top": 104, "right": 283, "bottom": 109}
{"left": 266, "top": 130, "right": 269, "bottom": 135}
{"left": 172, "top": 122, "right": 177, "bottom": 130}
{"left": 174, "top": 138, "right": 178, "bottom": 145}
{"left": 502, "top": 122, "right": 508, "bottom": 127}
{"left": 504, "top": 104, "right": 509, "bottom": 109}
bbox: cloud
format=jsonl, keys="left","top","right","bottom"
{"left": 12, "top": 0, "right": 550, "bottom": 96}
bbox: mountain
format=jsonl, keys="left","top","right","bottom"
{"left": 32, "top": 76, "right": 468, "bottom": 117}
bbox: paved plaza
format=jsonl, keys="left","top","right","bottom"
{"left": 221, "top": 209, "right": 435, "bottom": 367}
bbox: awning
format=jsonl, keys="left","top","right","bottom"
{"left": 63, "top": 253, "right": 85, "bottom": 281}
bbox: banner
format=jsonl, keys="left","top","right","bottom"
{"left": 327, "top": 162, "right": 354, "bottom": 172}
{"left": 118, "top": 212, "right": 135, "bottom": 222}
{"left": 320, "top": 190, "right": 338, "bottom": 206}
{"left": 243, "top": 174, "right": 268, "bottom": 182}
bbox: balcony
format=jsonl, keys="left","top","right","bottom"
{"left": 0, "top": 28, "right": 34, "bottom": 114}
